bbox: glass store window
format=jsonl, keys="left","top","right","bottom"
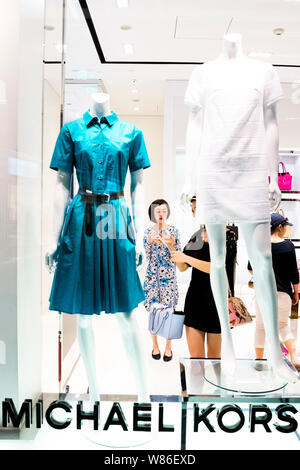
{"left": 1, "top": 0, "right": 300, "bottom": 451}
{"left": 0, "top": 0, "right": 45, "bottom": 419}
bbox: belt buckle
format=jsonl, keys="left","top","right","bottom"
{"left": 101, "top": 193, "right": 110, "bottom": 203}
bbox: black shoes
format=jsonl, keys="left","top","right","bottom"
{"left": 163, "top": 351, "right": 173, "bottom": 362}
{"left": 152, "top": 350, "right": 161, "bottom": 360}
{"left": 152, "top": 350, "right": 173, "bottom": 362}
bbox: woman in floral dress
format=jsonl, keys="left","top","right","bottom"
{"left": 143, "top": 199, "right": 181, "bottom": 362}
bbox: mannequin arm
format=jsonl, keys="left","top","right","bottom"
{"left": 130, "top": 169, "right": 145, "bottom": 263}
{"left": 180, "top": 108, "right": 202, "bottom": 204}
{"left": 264, "top": 103, "right": 281, "bottom": 211}
{"left": 45, "top": 170, "right": 72, "bottom": 269}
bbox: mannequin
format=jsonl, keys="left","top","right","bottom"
{"left": 45, "top": 92, "right": 149, "bottom": 403}
{"left": 181, "top": 34, "right": 299, "bottom": 383}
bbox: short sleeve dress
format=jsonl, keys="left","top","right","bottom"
{"left": 143, "top": 225, "right": 181, "bottom": 312}
{"left": 49, "top": 110, "right": 150, "bottom": 315}
{"left": 184, "top": 57, "right": 283, "bottom": 225}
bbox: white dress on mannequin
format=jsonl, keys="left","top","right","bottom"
{"left": 184, "top": 56, "right": 283, "bottom": 225}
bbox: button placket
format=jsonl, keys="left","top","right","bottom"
{"left": 96, "top": 139, "right": 104, "bottom": 189}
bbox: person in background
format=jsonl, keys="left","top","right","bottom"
{"left": 248, "top": 212, "right": 300, "bottom": 370}
{"left": 190, "top": 194, "right": 197, "bottom": 217}
{"left": 171, "top": 225, "right": 221, "bottom": 358}
{"left": 171, "top": 195, "right": 238, "bottom": 358}
{"left": 143, "top": 199, "right": 181, "bottom": 362}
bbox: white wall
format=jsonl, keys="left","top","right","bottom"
{"left": 0, "top": 0, "right": 19, "bottom": 411}
{"left": 0, "top": 0, "right": 44, "bottom": 413}
{"left": 119, "top": 114, "right": 164, "bottom": 210}
{"left": 42, "top": 79, "right": 61, "bottom": 315}
{"left": 17, "top": 0, "right": 44, "bottom": 404}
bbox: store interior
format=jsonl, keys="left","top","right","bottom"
{"left": 40, "top": 0, "right": 300, "bottom": 397}
{"left": 1, "top": 0, "right": 300, "bottom": 449}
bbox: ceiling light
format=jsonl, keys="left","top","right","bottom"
{"left": 134, "top": 106, "right": 140, "bottom": 111}
{"left": 124, "top": 43, "right": 134, "bottom": 55}
{"left": 131, "top": 88, "right": 138, "bottom": 94}
{"left": 248, "top": 52, "right": 273, "bottom": 58}
{"left": 273, "top": 27, "right": 284, "bottom": 35}
{"left": 116, "top": 0, "right": 129, "bottom": 7}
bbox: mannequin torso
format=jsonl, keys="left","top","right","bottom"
{"left": 182, "top": 34, "right": 282, "bottom": 224}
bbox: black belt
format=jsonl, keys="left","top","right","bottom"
{"left": 78, "top": 189, "right": 124, "bottom": 236}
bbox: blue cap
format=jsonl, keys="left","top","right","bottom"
{"left": 271, "top": 212, "right": 293, "bottom": 228}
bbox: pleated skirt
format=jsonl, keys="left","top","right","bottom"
{"left": 49, "top": 195, "right": 145, "bottom": 315}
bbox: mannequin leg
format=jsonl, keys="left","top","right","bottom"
{"left": 240, "top": 222, "right": 299, "bottom": 382}
{"left": 205, "top": 224, "right": 236, "bottom": 373}
{"left": 77, "top": 315, "right": 100, "bottom": 404}
{"left": 116, "top": 311, "right": 148, "bottom": 402}
{"left": 254, "top": 298, "right": 266, "bottom": 358}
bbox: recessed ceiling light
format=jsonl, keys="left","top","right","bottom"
{"left": 116, "top": 0, "right": 129, "bottom": 7}
{"left": 124, "top": 43, "right": 134, "bottom": 55}
{"left": 273, "top": 27, "right": 284, "bottom": 35}
{"left": 248, "top": 52, "right": 273, "bottom": 58}
{"left": 120, "top": 25, "right": 131, "bottom": 31}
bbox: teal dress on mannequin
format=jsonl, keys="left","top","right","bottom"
{"left": 49, "top": 110, "right": 150, "bottom": 315}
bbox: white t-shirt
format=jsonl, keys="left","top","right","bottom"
{"left": 184, "top": 56, "right": 283, "bottom": 225}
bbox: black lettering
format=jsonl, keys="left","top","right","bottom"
{"left": 36, "top": 400, "right": 43, "bottom": 428}
{"left": 45, "top": 400, "right": 72, "bottom": 430}
{"left": 250, "top": 405, "right": 272, "bottom": 432}
{"left": 133, "top": 403, "right": 151, "bottom": 432}
{"left": 158, "top": 403, "right": 174, "bottom": 432}
{"left": 217, "top": 405, "right": 245, "bottom": 433}
{"left": 194, "top": 404, "right": 216, "bottom": 432}
{"left": 274, "top": 405, "right": 298, "bottom": 433}
{"left": 103, "top": 402, "right": 128, "bottom": 431}
{"left": 76, "top": 401, "right": 99, "bottom": 430}
{"left": 2, "top": 398, "right": 32, "bottom": 428}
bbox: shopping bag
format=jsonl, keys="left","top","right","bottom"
{"left": 148, "top": 302, "right": 185, "bottom": 339}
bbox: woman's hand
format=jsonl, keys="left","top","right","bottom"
{"left": 171, "top": 250, "right": 186, "bottom": 263}
{"left": 163, "top": 235, "right": 175, "bottom": 250}
{"left": 147, "top": 230, "right": 159, "bottom": 243}
{"left": 292, "top": 291, "right": 299, "bottom": 306}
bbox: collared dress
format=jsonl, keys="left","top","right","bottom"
{"left": 49, "top": 110, "right": 150, "bottom": 315}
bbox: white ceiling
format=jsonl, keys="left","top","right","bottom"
{"left": 43, "top": 0, "right": 300, "bottom": 117}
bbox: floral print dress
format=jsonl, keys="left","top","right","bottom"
{"left": 143, "top": 225, "right": 181, "bottom": 312}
